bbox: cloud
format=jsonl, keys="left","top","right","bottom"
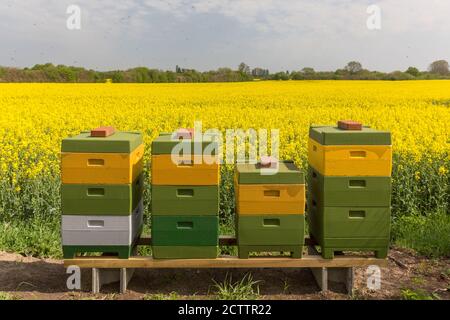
{"left": 0, "top": 0, "right": 449, "bottom": 71}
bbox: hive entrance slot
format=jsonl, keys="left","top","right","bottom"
{"left": 177, "top": 189, "right": 194, "bottom": 197}
{"left": 177, "top": 221, "right": 194, "bottom": 229}
{"left": 87, "top": 220, "right": 105, "bottom": 228}
{"left": 264, "top": 190, "right": 280, "bottom": 197}
{"left": 349, "top": 151, "right": 366, "bottom": 158}
{"left": 349, "top": 180, "right": 366, "bottom": 188}
{"left": 263, "top": 218, "right": 280, "bottom": 227}
{"left": 177, "top": 160, "right": 193, "bottom": 167}
{"left": 349, "top": 210, "right": 366, "bottom": 218}
{"left": 87, "top": 188, "right": 105, "bottom": 196}
{"left": 88, "top": 159, "right": 105, "bottom": 166}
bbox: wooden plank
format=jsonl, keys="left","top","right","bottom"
{"left": 135, "top": 235, "right": 315, "bottom": 246}
{"left": 65, "top": 255, "right": 387, "bottom": 269}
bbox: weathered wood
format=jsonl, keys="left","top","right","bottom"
{"left": 92, "top": 268, "right": 121, "bottom": 293}
{"left": 120, "top": 268, "right": 134, "bottom": 293}
{"left": 310, "top": 267, "right": 327, "bottom": 291}
{"left": 65, "top": 254, "right": 387, "bottom": 269}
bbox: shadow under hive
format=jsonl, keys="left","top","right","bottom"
{"left": 60, "top": 128, "right": 144, "bottom": 259}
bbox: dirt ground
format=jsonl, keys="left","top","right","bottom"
{"left": 0, "top": 247, "right": 449, "bottom": 300}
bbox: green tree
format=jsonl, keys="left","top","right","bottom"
{"left": 429, "top": 60, "right": 449, "bottom": 75}
{"left": 406, "top": 67, "right": 420, "bottom": 77}
{"left": 345, "top": 61, "right": 363, "bottom": 74}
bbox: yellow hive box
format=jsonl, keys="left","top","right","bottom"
{"left": 308, "top": 138, "right": 392, "bottom": 176}
{"left": 235, "top": 183, "right": 305, "bottom": 215}
{"left": 61, "top": 144, "right": 144, "bottom": 184}
{"left": 151, "top": 154, "right": 219, "bottom": 185}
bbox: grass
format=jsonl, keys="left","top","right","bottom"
{"left": 0, "top": 218, "right": 61, "bottom": 258}
{"left": 400, "top": 288, "right": 440, "bottom": 300}
{"left": 391, "top": 211, "right": 450, "bottom": 258}
{"left": 143, "top": 292, "right": 181, "bottom": 300}
{"left": 0, "top": 292, "right": 17, "bottom": 300}
{"left": 211, "top": 273, "right": 261, "bottom": 300}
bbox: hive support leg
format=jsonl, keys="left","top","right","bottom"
{"left": 238, "top": 247, "right": 250, "bottom": 259}
{"left": 91, "top": 268, "right": 121, "bottom": 294}
{"left": 92, "top": 268, "right": 100, "bottom": 294}
{"left": 120, "top": 268, "right": 135, "bottom": 294}
{"left": 310, "top": 267, "right": 328, "bottom": 292}
{"left": 327, "top": 267, "right": 354, "bottom": 294}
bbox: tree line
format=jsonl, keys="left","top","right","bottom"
{"left": 0, "top": 60, "right": 448, "bottom": 83}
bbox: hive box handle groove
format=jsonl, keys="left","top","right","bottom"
{"left": 177, "top": 221, "right": 194, "bottom": 229}
{"left": 349, "top": 151, "right": 366, "bottom": 158}
{"left": 264, "top": 190, "right": 280, "bottom": 197}
{"left": 87, "top": 188, "right": 105, "bottom": 196}
{"left": 349, "top": 210, "right": 366, "bottom": 218}
{"left": 87, "top": 159, "right": 105, "bottom": 166}
{"left": 87, "top": 220, "right": 105, "bottom": 228}
{"left": 177, "top": 189, "right": 194, "bottom": 197}
{"left": 349, "top": 180, "right": 366, "bottom": 188}
{"left": 177, "top": 160, "right": 194, "bottom": 167}
{"left": 263, "top": 219, "right": 280, "bottom": 227}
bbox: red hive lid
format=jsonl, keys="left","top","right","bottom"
{"left": 91, "top": 126, "right": 116, "bottom": 137}
{"left": 337, "top": 120, "right": 362, "bottom": 131}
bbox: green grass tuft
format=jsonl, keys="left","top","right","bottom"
{"left": 392, "top": 212, "right": 450, "bottom": 258}
{"left": 212, "top": 273, "right": 261, "bottom": 300}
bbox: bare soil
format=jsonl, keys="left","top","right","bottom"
{"left": 0, "top": 247, "right": 449, "bottom": 300}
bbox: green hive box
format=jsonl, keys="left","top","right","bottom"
{"left": 308, "top": 197, "right": 390, "bottom": 259}
{"left": 62, "top": 131, "right": 143, "bottom": 153}
{"left": 63, "top": 245, "right": 135, "bottom": 259}
{"left": 308, "top": 168, "right": 391, "bottom": 207}
{"left": 309, "top": 125, "right": 391, "bottom": 145}
{"left": 151, "top": 185, "right": 219, "bottom": 216}
{"left": 151, "top": 215, "right": 219, "bottom": 246}
{"left": 235, "top": 161, "right": 304, "bottom": 184}
{"left": 151, "top": 134, "right": 218, "bottom": 155}
{"left": 61, "top": 174, "right": 143, "bottom": 215}
{"left": 152, "top": 246, "right": 218, "bottom": 259}
{"left": 237, "top": 215, "right": 304, "bottom": 245}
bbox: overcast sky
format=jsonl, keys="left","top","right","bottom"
{"left": 0, "top": 0, "right": 449, "bottom": 72}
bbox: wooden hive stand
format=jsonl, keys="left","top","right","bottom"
{"left": 64, "top": 236, "right": 387, "bottom": 294}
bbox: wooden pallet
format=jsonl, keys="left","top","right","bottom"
{"left": 64, "top": 236, "right": 387, "bottom": 294}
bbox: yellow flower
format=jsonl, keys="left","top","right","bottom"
{"left": 414, "top": 171, "right": 421, "bottom": 181}
{"left": 438, "top": 166, "right": 448, "bottom": 176}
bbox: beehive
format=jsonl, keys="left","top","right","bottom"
{"left": 235, "top": 160, "right": 305, "bottom": 258}
{"left": 61, "top": 127, "right": 144, "bottom": 259}
{"left": 307, "top": 121, "right": 391, "bottom": 259}
{"left": 151, "top": 130, "right": 220, "bottom": 259}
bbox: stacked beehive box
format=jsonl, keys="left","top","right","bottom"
{"left": 151, "top": 130, "right": 220, "bottom": 259}
{"left": 61, "top": 127, "right": 144, "bottom": 259}
{"left": 307, "top": 121, "right": 392, "bottom": 259}
{"left": 235, "top": 158, "right": 306, "bottom": 259}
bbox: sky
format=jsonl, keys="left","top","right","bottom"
{"left": 0, "top": 0, "right": 449, "bottom": 72}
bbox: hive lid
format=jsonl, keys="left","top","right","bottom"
{"left": 152, "top": 133, "right": 218, "bottom": 155}
{"left": 309, "top": 123, "right": 391, "bottom": 146}
{"left": 235, "top": 161, "right": 304, "bottom": 184}
{"left": 61, "top": 131, "right": 143, "bottom": 153}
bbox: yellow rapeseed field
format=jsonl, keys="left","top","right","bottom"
{"left": 1, "top": 81, "right": 449, "bottom": 180}
{"left": 0, "top": 81, "right": 449, "bottom": 258}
